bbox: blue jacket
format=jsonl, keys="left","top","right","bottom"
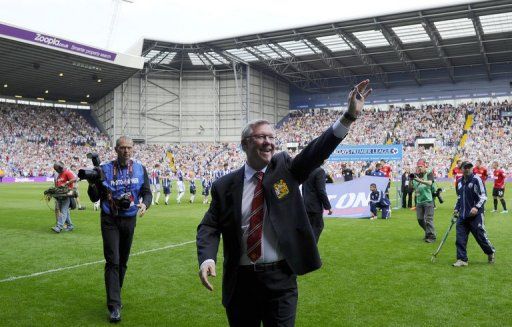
{"left": 371, "top": 170, "right": 386, "bottom": 178}
{"left": 100, "top": 160, "right": 151, "bottom": 217}
{"left": 369, "top": 190, "right": 390, "bottom": 207}
{"left": 454, "top": 173, "right": 487, "bottom": 219}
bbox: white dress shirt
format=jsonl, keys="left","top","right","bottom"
{"left": 239, "top": 164, "right": 283, "bottom": 265}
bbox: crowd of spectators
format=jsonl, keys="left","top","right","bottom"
{"left": 0, "top": 105, "right": 109, "bottom": 177}
{"left": 278, "top": 104, "right": 466, "bottom": 178}
{"left": 0, "top": 100, "right": 511, "bottom": 181}
{"left": 461, "top": 101, "right": 512, "bottom": 172}
{"left": 392, "top": 103, "right": 468, "bottom": 178}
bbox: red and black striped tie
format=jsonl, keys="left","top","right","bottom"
{"left": 247, "top": 171, "right": 264, "bottom": 262}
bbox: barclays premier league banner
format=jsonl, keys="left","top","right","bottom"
{"left": 329, "top": 144, "right": 403, "bottom": 162}
{"left": 0, "top": 23, "right": 117, "bottom": 61}
{"left": 326, "top": 176, "right": 389, "bottom": 218}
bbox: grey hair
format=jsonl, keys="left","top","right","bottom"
{"left": 240, "top": 119, "right": 274, "bottom": 151}
{"left": 115, "top": 135, "right": 134, "bottom": 147}
{"left": 240, "top": 119, "right": 273, "bottom": 140}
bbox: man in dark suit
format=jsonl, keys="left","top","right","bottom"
{"left": 302, "top": 166, "right": 333, "bottom": 243}
{"left": 341, "top": 163, "right": 354, "bottom": 182}
{"left": 196, "top": 80, "right": 372, "bottom": 327}
{"left": 401, "top": 167, "right": 413, "bottom": 208}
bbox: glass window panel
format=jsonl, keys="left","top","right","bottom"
{"left": 143, "top": 49, "right": 160, "bottom": 62}
{"left": 479, "top": 12, "right": 512, "bottom": 34}
{"left": 225, "top": 48, "right": 259, "bottom": 62}
{"left": 253, "top": 44, "right": 289, "bottom": 59}
{"left": 188, "top": 53, "right": 206, "bottom": 65}
{"left": 392, "top": 24, "right": 431, "bottom": 44}
{"left": 277, "top": 40, "right": 318, "bottom": 56}
{"left": 159, "top": 52, "right": 176, "bottom": 64}
{"left": 352, "top": 30, "right": 390, "bottom": 47}
{"left": 203, "top": 52, "right": 229, "bottom": 65}
{"left": 316, "top": 34, "right": 351, "bottom": 52}
{"left": 434, "top": 18, "right": 476, "bottom": 39}
{"left": 151, "top": 51, "right": 170, "bottom": 64}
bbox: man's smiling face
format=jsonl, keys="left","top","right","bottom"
{"left": 243, "top": 123, "right": 276, "bottom": 170}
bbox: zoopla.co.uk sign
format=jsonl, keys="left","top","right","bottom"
{"left": 0, "top": 23, "right": 117, "bottom": 61}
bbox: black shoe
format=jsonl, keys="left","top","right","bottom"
{"left": 109, "top": 307, "right": 121, "bottom": 323}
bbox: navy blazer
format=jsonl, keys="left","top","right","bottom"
{"left": 196, "top": 125, "right": 344, "bottom": 306}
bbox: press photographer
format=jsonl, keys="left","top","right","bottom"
{"left": 411, "top": 159, "right": 436, "bottom": 243}
{"left": 85, "top": 136, "right": 152, "bottom": 323}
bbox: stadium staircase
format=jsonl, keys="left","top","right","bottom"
{"left": 448, "top": 110, "right": 474, "bottom": 177}
{"left": 386, "top": 113, "right": 402, "bottom": 144}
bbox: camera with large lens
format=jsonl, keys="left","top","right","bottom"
{"left": 114, "top": 192, "right": 133, "bottom": 210}
{"left": 78, "top": 153, "right": 102, "bottom": 182}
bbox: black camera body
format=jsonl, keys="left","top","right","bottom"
{"left": 78, "top": 153, "right": 101, "bottom": 181}
{"left": 114, "top": 192, "right": 133, "bottom": 210}
{"left": 409, "top": 172, "right": 424, "bottom": 180}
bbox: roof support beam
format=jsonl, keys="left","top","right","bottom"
{"left": 196, "top": 52, "right": 217, "bottom": 72}
{"left": 420, "top": 12, "right": 456, "bottom": 83}
{"left": 468, "top": 4, "right": 492, "bottom": 81}
{"left": 204, "top": 43, "right": 249, "bottom": 66}
{"left": 375, "top": 19, "right": 422, "bottom": 86}
{"left": 236, "top": 38, "right": 324, "bottom": 91}
{"left": 256, "top": 36, "right": 328, "bottom": 90}
{"left": 141, "top": 41, "right": 159, "bottom": 57}
{"left": 332, "top": 24, "right": 389, "bottom": 88}
{"left": 298, "top": 33, "right": 359, "bottom": 86}
{"left": 239, "top": 44, "right": 308, "bottom": 91}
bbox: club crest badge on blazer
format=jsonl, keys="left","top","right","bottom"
{"left": 273, "top": 179, "right": 289, "bottom": 199}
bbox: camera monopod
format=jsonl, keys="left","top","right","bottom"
{"left": 431, "top": 214, "right": 458, "bottom": 263}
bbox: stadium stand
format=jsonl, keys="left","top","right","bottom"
{"left": 1, "top": 101, "right": 510, "bottom": 181}
{"left": 461, "top": 101, "right": 512, "bottom": 172}
{"left": 0, "top": 104, "right": 109, "bottom": 177}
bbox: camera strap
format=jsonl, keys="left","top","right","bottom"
{"left": 113, "top": 160, "right": 133, "bottom": 194}
{"left": 109, "top": 160, "right": 134, "bottom": 216}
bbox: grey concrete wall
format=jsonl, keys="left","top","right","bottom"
{"left": 92, "top": 67, "right": 289, "bottom": 144}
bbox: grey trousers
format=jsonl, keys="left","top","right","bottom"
{"left": 416, "top": 201, "right": 436, "bottom": 240}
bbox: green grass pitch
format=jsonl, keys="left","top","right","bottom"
{"left": 0, "top": 181, "right": 510, "bottom": 326}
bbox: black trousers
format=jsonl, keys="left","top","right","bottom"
{"left": 100, "top": 214, "right": 137, "bottom": 309}
{"left": 226, "top": 264, "right": 298, "bottom": 327}
{"left": 307, "top": 211, "right": 324, "bottom": 243}
{"left": 401, "top": 189, "right": 413, "bottom": 208}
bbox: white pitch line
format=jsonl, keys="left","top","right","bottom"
{"left": 0, "top": 240, "right": 195, "bottom": 283}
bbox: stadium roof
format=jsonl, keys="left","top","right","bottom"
{"left": 0, "top": 22, "right": 143, "bottom": 104}
{"left": 141, "top": 0, "right": 512, "bottom": 92}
